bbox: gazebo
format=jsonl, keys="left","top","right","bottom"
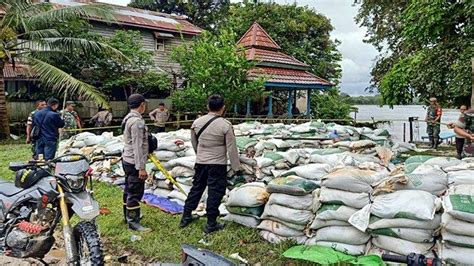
{"left": 237, "top": 22, "right": 333, "bottom": 118}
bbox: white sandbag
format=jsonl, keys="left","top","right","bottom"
{"left": 154, "top": 180, "right": 170, "bottom": 189}
{"left": 170, "top": 166, "right": 195, "bottom": 177}
{"left": 154, "top": 150, "right": 178, "bottom": 161}
{"left": 256, "top": 157, "right": 274, "bottom": 168}
{"left": 441, "top": 213, "right": 474, "bottom": 237}
{"left": 281, "top": 164, "right": 331, "bottom": 181}
{"left": 309, "top": 218, "right": 351, "bottom": 230}
{"left": 105, "top": 143, "right": 124, "bottom": 153}
{"left": 443, "top": 185, "right": 474, "bottom": 222}
{"left": 261, "top": 203, "right": 314, "bottom": 226}
{"left": 350, "top": 190, "right": 440, "bottom": 232}
{"left": 266, "top": 139, "right": 291, "bottom": 149}
{"left": 368, "top": 214, "right": 442, "bottom": 230}
{"left": 315, "top": 226, "right": 370, "bottom": 245}
{"left": 166, "top": 156, "right": 196, "bottom": 169}
{"left": 442, "top": 230, "right": 474, "bottom": 248}
{"left": 376, "top": 165, "right": 448, "bottom": 195}
{"left": 72, "top": 140, "right": 86, "bottom": 148}
{"left": 175, "top": 177, "right": 193, "bottom": 186}
{"left": 440, "top": 244, "right": 474, "bottom": 265}
{"left": 318, "top": 187, "right": 370, "bottom": 209}
{"left": 262, "top": 218, "right": 306, "bottom": 231}
{"left": 267, "top": 192, "right": 319, "bottom": 211}
{"left": 316, "top": 204, "right": 358, "bottom": 222}
{"left": 259, "top": 230, "right": 307, "bottom": 245}
{"left": 349, "top": 140, "right": 376, "bottom": 150}
{"left": 158, "top": 140, "right": 184, "bottom": 152}
{"left": 370, "top": 227, "right": 434, "bottom": 243}
{"left": 266, "top": 176, "right": 319, "bottom": 196}
{"left": 257, "top": 220, "right": 305, "bottom": 237}
{"left": 447, "top": 170, "right": 474, "bottom": 185}
{"left": 168, "top": 190, "right": 187, "bottom": 202}
{"left": 83, "top": 135, "right": 105, "bottom": 146}
{"left": 309, "top": 153, "right": 348, "bottom": 167}
{"left": 372, "top": 235, "right": 434, "bottom": 255}
{"left": 226, "top": 182, "right": 269, "bottom": 207}
{"left": 222, "top": 213, "right": 260, "bottom": 228}
{"left": 74, "top": 132, "right": 96, "bottom": 141}
{"left": 423, "top": 157, "right": 462, "bottom": 168}
{"left": 321, "top": 167, "right": 386, "bottom": 193}
{"left": 153, "top": 188, "right": 171, "bottom": 198}
{"left": 239, "top": 155, "right": 257, "bottom": 166}
{"left": 306, "top": 240, "right": 367, "bottom": 256}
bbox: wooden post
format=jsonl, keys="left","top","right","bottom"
{"left": 176, "top": 111, "right": 181, "bottom": 129}
{"left": 306, "top": 89, "right": 311, "bottom": 117}
{"left": 246, "top": 100, "right": 251, "bottom": 117}
{"left": 268, "top": 91, "right": 273, "bottom": 117}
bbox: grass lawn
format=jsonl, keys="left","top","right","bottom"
{"left": 0, "top": 141, "right": 298, "bottom": 264}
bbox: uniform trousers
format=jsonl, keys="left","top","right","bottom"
{"left": 183, "top": 164, "right": 227, "bottom": 224}
{"left": 122, "top": 161, "right": 145, "bottom": 209}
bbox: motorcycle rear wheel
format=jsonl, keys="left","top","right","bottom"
{"left": 73, "top": 221, "right": 104, "bottom": 265}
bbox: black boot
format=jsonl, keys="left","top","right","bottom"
{"left": 123, "top": 204, "right": 127, "bottom": 224}
{"left": 126, "top": 208, "right": 151, "bottom": 232}
{"left": 179, "top": 213, "right": 199, "bottom": 228}
{"left": 203, "top": 222, "right": 225, "bottom": 234}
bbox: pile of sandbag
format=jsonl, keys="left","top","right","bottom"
{"left": 222, "top": 182, "right": 269, "bottom": 228}
{"left": 258, "top": 176, "right": 319, "bottom": 244}
{"left": 349, "top": 190, "right": 441, "bottom": 256}
{"left": 439, "top": 163, "right": 474, "bottom": 264}
{"left": 306, "top": 167, "right": 381, "bottom": 255}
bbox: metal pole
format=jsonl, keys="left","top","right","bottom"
{"left": 403, "top": 122, "right": 406, "bottom": 142}
{"left": 409, "top": 117, "right": 414, "bottom": 143}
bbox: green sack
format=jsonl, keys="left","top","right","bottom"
{"left": 226, "top": 205, "right": 265, "bottom": 218}
{"left": 267, "top": 176, "right": 319, "bottom": 196}
{"left": 283, "top": 245, "right": 385, "bottom": 265}
{"left": 404, "top": 155, "right": 435, "bottom": 165}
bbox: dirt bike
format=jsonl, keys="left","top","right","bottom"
{"left": 0, "top": 153, "right": 115, "bottom": 265}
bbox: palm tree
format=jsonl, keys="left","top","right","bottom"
{"left": 0, "top": 0, "right": 125, "bottom": 139}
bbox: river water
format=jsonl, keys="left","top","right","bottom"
{"left": 351, "top": 105, "right": 460, "bottom": 142}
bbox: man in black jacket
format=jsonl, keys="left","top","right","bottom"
{"left": 33, "top": 98, "right": 65, "bottom": 160}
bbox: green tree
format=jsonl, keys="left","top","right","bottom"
{"left": 356, "top": 0, "right": 473, "bottom": 107}
{"left": 0, "top": 0, "right": 124, "bottom": 139}
{"left": 311, "top": 89, "right": 352, "bottom": 121}
{"left": 171, "top": 30, "right": 264, "bottom": 112}
{"left": 128, "top": 0, "right": 231, "bottom": 31}
{"left": 222, "top": 2, "right": 342, "bottom": 84}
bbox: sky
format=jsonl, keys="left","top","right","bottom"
{"left": 97, "top": 0, "right": 378, "bottom": 96}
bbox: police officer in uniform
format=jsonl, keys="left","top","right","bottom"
{"left": 425, "top": 97, "right": 442, "bottom": 149}
{"left": 179, "top": 95, "right": 241, "bottom": 234}
{"left": 122, "top": 94, "right": 151, "bottom": 232}
{"left": 453, "top": 109, "right": 474, "bottom": 158}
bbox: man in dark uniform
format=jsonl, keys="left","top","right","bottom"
{"left": 453, "top": 109, "right": 474, "bottom": 158}
{"left": 179, "top": 95, "right": 241, "bottom": 234}
{"left": 425, "top": 97, "right": 442, "bottom": 149}
{"left": 122, "top": 94, "right": 151, "bottom": 232}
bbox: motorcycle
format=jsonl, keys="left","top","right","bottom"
{"left": 0, "top": 153, "right": 116, "bottom": 265}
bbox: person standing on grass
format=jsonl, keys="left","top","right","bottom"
{"left": 26, "top": 99, "right": 46, "bottom": 157}
{"left": 60, "top": 101, "right": 82, "bottom": 140}
{"left": 122, "top": 94, "right": 151, "bottom": 232}
{"left": 149, "top": 103, "right": 170, "bottom": 133}
{"left": 179, "top": 95, "right": 241, "bottom": 234}
{"left": 453, "top": 109, "right": 474, "bottom": 158}
{"left": 33, "top": 98, "right": 65, "bottom": 160}
{"left": 425, "top": 97, "right": 442, "bottom": 149}
{"left": 450, "top": 105, "right": 468, "bottom": 159}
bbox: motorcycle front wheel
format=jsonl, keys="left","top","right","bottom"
{"left": 73, "top": 221, "right": 104, "bottom": 265}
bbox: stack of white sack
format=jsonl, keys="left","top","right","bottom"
{"left": 254, "top": 150, "right": 301, "bottom": 182}
{"left": 348, "top": 190, "right": 442, "bottom": 256}
{"left": 439, "top": 165, "right": 474, "bottom": 265}
{"left": 158, "top": 156, "right": 196, "bottom": 206}
{"left": 222, "top": 182, "right": 269, "bottom": 228}
{"left": 306, "top": 166, "right": 384, "bottom": 255}
{"left": 259, "top": 176, "right": 319, "bottom": 244}
{"left": 152, "top": 139, "right": 193, "bottom": 161}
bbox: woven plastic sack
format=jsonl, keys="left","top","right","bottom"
{"left": 370, "top": 227, "right": 434, "bottom": 243}
{"left": 267, "top": 192, "right": 318, "bottom": 211}
{"left": 267, "top": 176, "right": 319, "bottom": 196}
{"left": 257, "top": 220, "right": 305, "bottom": 237}
{"left": 281, "top": 164, "right": 332, "bottom": 181}
{"left": 441, "top": 213, "right": 474, "bottom": 237}
{"left": 315, "top": 226, "right": 370, "bottom": 245}
{"left": 371, "top": 235, "right": 433, "bottom": 255}
{"left": 442, "top": 229, "right": 474, "bottom": 248}
{"left": 309, "top": 218, "right": 351, "bottom": 230}
{"left": 319, "top": 187, "right": 371, "bottom": 209}
{"left": 222, "top": 213, "right": 260, "bottom": 228}
{"left": 447, "top": 170, "right": 474, "bottom": 185}
{"left": 260, "top": 230, "right": 307, "bottom": 244}
{"left": 321, "top": 167, "right": 385, "bottom": 193}
{"left": 226, "top": 182, "right": 269, "bottom": 208}
{"left": 226, "top": 205, "right": 264, "bottom": 218}
{"left": 305, "top": 240, "right": 367, "bottom": 256}
{"left": 316, "top": 204, "right": 358, "bottom": 222}
{"left": 261, "top": 203, "right": 314, "bottom": 225}
{"left": 440, "top": 244, "right": 474, "bottom": 265}
{"left": 443, "top": 185, "right": 474, "bottom": 222}
{"left": 368, "top": 214, "right": 441, "bottom": 230}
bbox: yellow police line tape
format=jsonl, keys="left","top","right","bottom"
{"left": 148, "top": 153, "right": 188, "bottom": 196}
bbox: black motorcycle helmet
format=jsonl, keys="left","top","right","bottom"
{"left": 15, "top": 168, "right": 50, "bottom": 189}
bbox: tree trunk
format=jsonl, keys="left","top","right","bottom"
{"left": 0, "top": 62, "right": 10, "bottom": 139}
{"left": 471, "top": 58, "right": 473, "bottom": 108}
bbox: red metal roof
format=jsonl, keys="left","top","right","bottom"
{"left": 248, "top": 67, "right": 332, "bottom": 86}
{"left": 245, "top": 48, "right": 308, "bottom": 68}
{"left": 237, "top": 22, "right": 281, "bottom": 50}
{"left": 52, "top": 1, "right": 202, "bottom": 35}
{"left": 3, "top": 63, "right": 36, "bottom": 80}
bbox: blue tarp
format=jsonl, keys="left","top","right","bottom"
{"left": 142, "top": 193, "right": 184, "bottom": 215}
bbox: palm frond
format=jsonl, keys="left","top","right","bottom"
{"left": 28, "top": 57, "right": 109, "bottom": 108}
{"left": 32, "top": 37, "right": 129, "bottom": 62}
{"left": 26, "top": 4, "right": 116, "bottom": 31}
{"left": 18, "top": 28, "right": 61, "bottom": 39}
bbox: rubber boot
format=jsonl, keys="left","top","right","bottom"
{"left": 123, "top": 204, "right": 127, "bottom": 224}
{"left": 126, "top": 208, "right": 151, "bottom": 232}
{"left": 203, "top": 221, "right": 225, "bottom": 234}
{"left": 179, "top": 212, "right": 199, "bottom": 228}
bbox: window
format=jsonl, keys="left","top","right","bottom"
{"left": 156, "top": 38, "right": 165, "bottom": 52}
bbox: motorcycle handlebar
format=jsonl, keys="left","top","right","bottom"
{"left": 381, "top": 254, "right": 408, "bottom": 263}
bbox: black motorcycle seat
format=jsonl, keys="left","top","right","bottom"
{"left": 0, "top": 180, "right": 23, "bottom": 196}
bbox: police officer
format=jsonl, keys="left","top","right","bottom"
{"left": 179, "top": 95, "right": 241, "bottom": 234}
{"left": 453, "top": 108, "right": 474, "bottom": 158}
{"left": 425, "top": 97, "right": 442, "bottom": 149}
{"left": 122, "top": 94, "right": 151, "bottom": 232}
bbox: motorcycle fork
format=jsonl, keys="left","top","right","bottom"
{"left": 57, "top": 185, "right": 79, "bottom": 264}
